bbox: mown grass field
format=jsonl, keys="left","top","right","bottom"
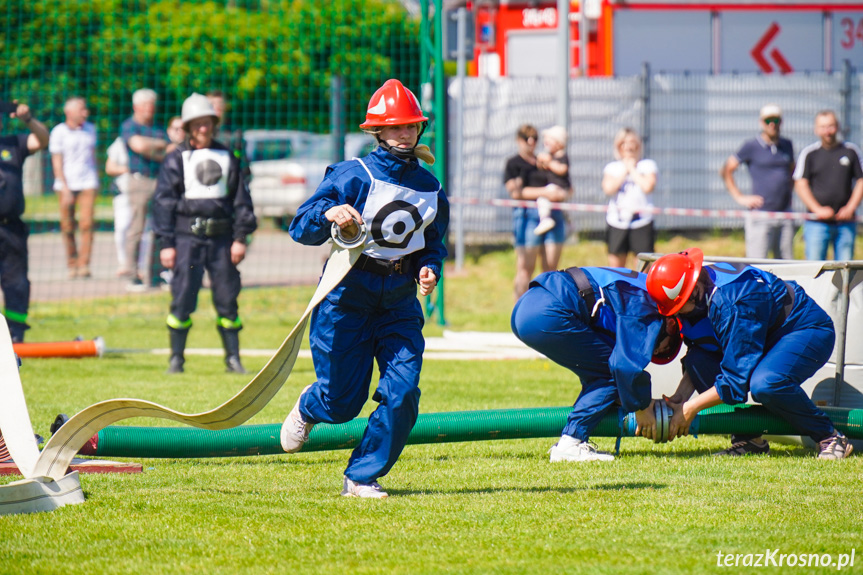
{"left": 2, "top": 232, "right": 863, "bottom": 574}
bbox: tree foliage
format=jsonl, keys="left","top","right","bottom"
{"left": 0, "top": 0, "right": 422, "bottom": 133}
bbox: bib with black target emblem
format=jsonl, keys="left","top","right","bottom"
{"left": 356, "top": 158, "right": 439, "bottom": 260}
{"left": 182, "top": 148, "right": 231, "bottom": 200}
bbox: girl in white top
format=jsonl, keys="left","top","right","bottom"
{"left": 601, "top": 128, "right": 658, "bottom": 268}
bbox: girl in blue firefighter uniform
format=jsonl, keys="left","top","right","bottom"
{"left": 280, "top": 79, "right": 449, "bottom": 498}
{"left": 511, "top": 266, "right": 680, "bottom": 461}
{"left": 665, "top": 263, "right": 769, "bottom": 455}
{"left": 648, "top": 248, "right": 853, "bottom": 460}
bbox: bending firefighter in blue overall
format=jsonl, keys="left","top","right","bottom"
{"left": 280, "top": 79, "right": 449, "bottom": 498}
{"left": 664, "top": 262, "right": 773, "bottom": 456}
{"left": 511, "top": 266, "right": 682, "bottom": 461}
{"left": 153, "top": 94, "right": 257, "bottom": 374}
{"left": 664, "top": 282, "right": 756, "bottom": 456}
{"left": 647, "top": 248, "right": 853, "bottom": 460}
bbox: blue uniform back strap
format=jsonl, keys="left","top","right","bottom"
{"left": 564, "top": 266, "right": 596, "bottom": 315}
{"left": 769, "top": 281, "right": 795, "bottom": 334}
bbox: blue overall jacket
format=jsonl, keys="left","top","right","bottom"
{"left": 532, "top": 267, "right": 665, "bottom": 412}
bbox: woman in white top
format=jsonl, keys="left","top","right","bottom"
{"left": 601, "top": 128, "right": 658, "bottom": 268}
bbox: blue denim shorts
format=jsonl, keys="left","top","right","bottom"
{"left": 513, "top": 208, "right": 567, "bottom": 247}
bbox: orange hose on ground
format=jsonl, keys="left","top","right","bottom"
{"left": 12, "top": 338, "right": 104, "bottom": 359}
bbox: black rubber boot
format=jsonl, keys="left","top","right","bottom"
{"left": 167, "top": 327, "right": 189, "bottom": 374}
{"left": 8, "top": 320, "right": 28, "bottom": 344}
{"left": 50, "top": 414, "right": 70, "bottom": 436}
{"left": 218, "top": 326, "right": 247, "bottom": 374}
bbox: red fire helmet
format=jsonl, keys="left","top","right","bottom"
{"left": 646, "top": 248, "right": 704, "bottom": 316}
{"left": 359, "top": 79, "right": 428, "bottom": 129}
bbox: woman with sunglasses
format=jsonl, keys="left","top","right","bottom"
{"left": 504, "top": 125, "right": 569, "bottom": 300}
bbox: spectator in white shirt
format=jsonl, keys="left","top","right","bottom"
{"left": 49, "top": 97, "right": 99, "bottom": 279}
{"left": 107, "top": 133, "right": 162, "bottom": 278}
{"left": 602, "top": 128, "right": 658, "bottom": 269}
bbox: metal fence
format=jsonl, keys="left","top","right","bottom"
{"left": 448, "top": 66, "right": 862, "bottom": 242}
{"left": 3, "top": 0, "right": 862, "bottom": 330}
{"left": 1, "top": 0, "right": 428, "bottom": 325}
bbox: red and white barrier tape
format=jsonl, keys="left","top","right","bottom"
{"left": 448, "top": 197, "right": 863, "bottom": 223}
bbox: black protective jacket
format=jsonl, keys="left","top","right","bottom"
{"left": 153, "top": 139, "right": 257, "bottom": 248}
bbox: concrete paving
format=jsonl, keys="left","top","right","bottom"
{"left": 147, "top": 330, "right": 543, "bottom": 362}
{"left": 26, "top": 230, "right": 330, "bottom": 302}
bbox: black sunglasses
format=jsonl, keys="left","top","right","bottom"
{"left": 763, "top": 117, "right": 782, "bottom": 125}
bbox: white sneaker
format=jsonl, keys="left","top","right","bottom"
{"left": 341, "top": 476, "right": 388, "bottom": 499}
{"left": 533, "top": 217, "right": 556, "bottom": 236}
{"left": 280, "top": 385, "right": 315, "bottom": 453}
{"left": 817, "top": 432, "right": 854, "bottom": 460}
{"left": 548, "top": 435, "right": 615, "bottom": 462}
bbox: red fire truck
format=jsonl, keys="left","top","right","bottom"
{"left": 471, "top": 0, "right": 863, "bottom": 77}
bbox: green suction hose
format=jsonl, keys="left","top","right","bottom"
{"left": 90, "top": 404, "right": 863, "bottom": 459}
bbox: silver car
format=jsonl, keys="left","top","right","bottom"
{"left": 244, "top": 130, "right": 376, "bottom": 225}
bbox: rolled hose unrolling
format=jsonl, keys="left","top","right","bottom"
{"left": 90, "top": 404, "right": 863, "bottom": 459}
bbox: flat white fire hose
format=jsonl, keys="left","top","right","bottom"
{"left": 0, "top": 228, "right": 364, "bottom": 515}
{"left": 0, "top": 322, "right": 85, "bottom": 515}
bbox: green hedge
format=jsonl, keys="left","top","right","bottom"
{"left": 0, "top": 0, "right": 422, "bottom": 134}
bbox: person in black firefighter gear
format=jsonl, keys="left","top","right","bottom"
{"left": 0, "top": 100, "right": 49, "bottom": 343}
{"left": 153, "top": 93, "right": 257, "bottom": 374}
